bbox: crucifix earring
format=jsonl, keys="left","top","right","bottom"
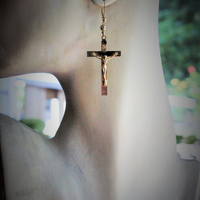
{"left": 87, "top": 0, "right": 121, "bottom": 96}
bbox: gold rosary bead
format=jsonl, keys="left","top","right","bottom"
{"left": 100, "top": 25, "right": 106, "bottom": 31}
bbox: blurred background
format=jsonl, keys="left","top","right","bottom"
{"left": 0, "top": 73, "right": 65, "bottom": 138}
{"left": 0, "top": 0, "right": 200, "bottom": 146}
{"left": 159, "top": 0, "right": 200, "bottom": 147}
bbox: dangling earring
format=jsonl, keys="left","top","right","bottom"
{"left": 87, "top": 0, "right": 121, "bottom": 96}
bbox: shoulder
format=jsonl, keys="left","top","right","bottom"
{"left": 0, "top": 113, "right": 47, "bottom": 153}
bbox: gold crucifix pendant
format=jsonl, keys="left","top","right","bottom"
{"left": 87, "top": 1, "right": 121, "bottom": 95}
{"left": 87, "top": 39, "right": 121, "bottom": 95}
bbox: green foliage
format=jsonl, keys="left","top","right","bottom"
{"left": 176, "top": 135, "right": 183, "bottom": 144}
{"left": 176, "top": 135, "right": 198, "bottom": 144}
{"left": 159, "top": 0, "right": 200, "bottom": 84}
{"left": 19, "top": 118, "right": 48, "bottom": 138}
{"left": 184, "top": 135, "right": 198, "bottom": 144}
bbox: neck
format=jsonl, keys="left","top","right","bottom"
{"left": 53, "top": 0, "right": 179, "bottom": 198}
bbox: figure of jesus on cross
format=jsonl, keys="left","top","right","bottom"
{"left": 87, "top": 39, "right": 121, "bottom": 95}
{"left": 92, "top": 51, "right": 118, "bottom": 94}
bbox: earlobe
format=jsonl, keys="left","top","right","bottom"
{"left": 91, "top": 0, "right": 117, "bottom": 7}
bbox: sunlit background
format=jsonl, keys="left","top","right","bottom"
{"left": 159, "top": 0, "right": 200, "bottom": 152}
{"left": 0, "top": 73, "right": 65, "bottom": 138}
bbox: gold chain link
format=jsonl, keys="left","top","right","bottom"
{"left": 101, "top": 0, "right": 106, "bottom": 39}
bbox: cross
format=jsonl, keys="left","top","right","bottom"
{"left": 87, "top": 39, "right": 121, "bottom": 95}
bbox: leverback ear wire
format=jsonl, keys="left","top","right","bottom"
{"left": 101, "top": 0, "right": 106, "bottom": 24}
{"left": 101, "top": 0, "right": 107, "bottom": 39}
